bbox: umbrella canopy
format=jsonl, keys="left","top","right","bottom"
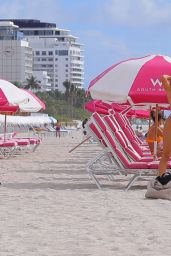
{"left": 0, "top": 79, "right": 29, "bottom": 106}
{"left": 85, "top": 100, "right": 150, "bottom": 118}
{"left": 84, "top": 100, "right": 109, "bottom": 115}
{"left": 88, "top": 54, "right": 171, "bottom": 107}
{"left": 19, "top": 89, "right": 46, "bottom": 112}
{"left": 0, "top": 105, "right": 19, "bottom": 113}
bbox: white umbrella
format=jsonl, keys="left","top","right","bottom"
{"left": 88, "top": 54, "right": 171, "bottom": 108}
{"left": 19, "top": 89, "right": 46, "bottom": 112}
{"left": 0, "top": 79, "right": 28, "bottom": 106}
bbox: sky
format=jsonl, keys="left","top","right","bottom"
{"left": 1, "top": 0, "right": 171, "bottom": 88}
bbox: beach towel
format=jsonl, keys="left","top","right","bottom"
{"left": 145, "top": 179, "right": 171, "bottom": 200}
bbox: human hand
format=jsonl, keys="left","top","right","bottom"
{"left": 160, "top": 75, "right": 171, "bottom": 92}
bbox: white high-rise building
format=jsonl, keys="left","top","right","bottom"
{"left": 0, "top": 21, "right": 32, "bottom": 84}
{"left": 4, "top": 19, "right": 84, "bottom": 92}
{"left": 33, "top": 70, "right": 51, "bottom": 92}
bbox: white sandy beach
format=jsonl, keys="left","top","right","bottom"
{"left": 0, "top": 130, "right": 171, "bottom": 256}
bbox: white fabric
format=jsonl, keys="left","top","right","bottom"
{"left": 0, "top": 79, "right": 28, "bottom": 105}
{"left": 0, "top": 114, "right": 56, "bottom": 125}
{"left": 145, "top": 179, "right": 171, "bottom": 200}
{"left": 19, "top": 90, "right": 43, "bottom": 112}
{"left": 163, "top": 55, "right": 171, "bottom": 63}
{"left": 90, "top": 55, "right": 155, "bottom": 102}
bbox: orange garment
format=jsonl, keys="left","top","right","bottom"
{"left": 146, "top": 136, "right": 163, "bottom": 143}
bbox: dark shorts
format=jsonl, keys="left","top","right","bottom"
{"left": 83, "top": 130, "right": 87, "bottom": 135}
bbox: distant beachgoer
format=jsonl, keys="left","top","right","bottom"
{"left": 55, "top": 120, "right": 61, "bottom": 138}
{"left": 82, "top": 118, "right": 88, "bottom": 135}
{"left": 146, "top": 110, "right": 165, "bottom": 157}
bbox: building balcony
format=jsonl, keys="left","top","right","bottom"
{"left": 70, "top": 70, "right": 84, "bottom": 75}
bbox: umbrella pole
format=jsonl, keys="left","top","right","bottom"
{"left": 4, "top": 114, "right": 7, "bottom": 142}
{"left": 153, "top": 104, "right": 159, "bottom": 160}
{"left": 148, "top": 106, "right": 152, "bottom": 129}
{"left": 68, "top": 136, "right": 91, "bottom": 153}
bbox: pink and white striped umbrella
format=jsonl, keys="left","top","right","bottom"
{"left": 0, "top": 79, "right": 28, "bottom": 106}
{"left": 85, "top": 100, "right": 150, "bottom": 118}
{"left": 88, "top": 54, "right": 171, "bottom": 107}
{"left": 19, "top": 89, "right": 46, "bottom": 112}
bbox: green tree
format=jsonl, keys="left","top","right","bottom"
{"left": 24, "top": 75, "right": 41, "bottom": 90}
{"left": 36, "top": 83, "right": 90, "bottom": 121}
{"left": 12, "top": 81, "right": 23, "bottom": 88}
{"left": 63, "top": 80, "right": 71, "bottom": 101}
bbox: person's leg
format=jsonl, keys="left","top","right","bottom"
{"left": 159, "top": 116, "right": 171, "bottom": 176}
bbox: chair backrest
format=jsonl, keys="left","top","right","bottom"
{"left": 105, "top": 115, "right": 132, "bottom": 148}
{"left": 122, "top": 114, "right": 144, "bottom": 144}
{"left": 102, "top": 125, "right": 149, "bottom": 169}
{"left": 114, "top": 112, "right": 126, "bottom": 128}
{"left": 117, "top": 112, "right": 145, "bottom": 144}
{"left": 92, "top": 113, "right": 152, "bottom": 170}
{"left": 87, "top": 120, "right": 107, "bottom": 147}
{"left": 103, "top": 128, "right": 132, "bottom": 168}
{"left": 112, "top": 112, "right": 147, "bottom": 156}
{"left": 92, "top": 112, "right": 136, "bottom": 168}
{"left": 104, "top": 115, "right": 142, "bottom": 161}
{"left": 92, "top": 112, "right": 107, "bottom": 131}
{"left": 103, "top": 115, "right": 117, "bottom": 132}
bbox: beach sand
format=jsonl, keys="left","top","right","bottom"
{"left": 0, "top": 130, "right": 171, "bottom": 256}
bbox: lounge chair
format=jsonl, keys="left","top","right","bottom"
{"left": 85, "top": 119, "right": 122, "bottom": 189}
{"left": 103, "top": 115, "right": 153, "bottom": 162}
{"left": 90, "top": 112, "right": 170, "bottom": 190}
{"left": 0, "top": 139, "right": 18, "bottom": 158}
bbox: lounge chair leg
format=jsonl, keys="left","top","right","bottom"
{"left": 88, "top": 172, "right": 102, "bottom": 190}
{"left": 32, "top": 144, "right": 39, "bottom": 152}
{"left": 125, "top": 173, "right": 140, "bottom": 191}
{"left": 107, "top": 174, "right": 115, "bottom": 180}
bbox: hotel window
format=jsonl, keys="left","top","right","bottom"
{"left": 42, "top": 51, "right": 46, "bottom": 55}
{"left": 48, "top": 51, "right": 53, "bottom": 56}
{"left": 59, "top": 50, "right": 68, "bottom": 56}
{"left": 35, "top": 51, "right": 40, "bottom": 55}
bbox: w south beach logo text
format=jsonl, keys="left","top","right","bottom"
{"left": 136, "top": 78, "right": 165, "bottom": 92}
{"left": 150, "top": 78, "right": 162, "bottom": 87}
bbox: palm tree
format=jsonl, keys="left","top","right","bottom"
{"left": 24, "top": 75, "right": 41, "bottom": 90}
{"left": 75, "top": 88, "right": 87, "bottom": 108}
{"left": 12, "top": 81, "right": 23, "bottom": 88}
{"left": 63, "top": 80, "right": 80, "bottom": 118}
{"left": 63, "top": 80, "right": 71, "bottom": 101}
